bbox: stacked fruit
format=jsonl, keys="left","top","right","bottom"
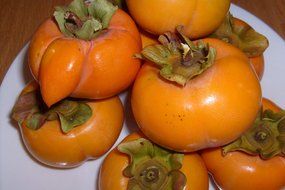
{"left": 11, "top": 0, "right": 285, "bottom": 189}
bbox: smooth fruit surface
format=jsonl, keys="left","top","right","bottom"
{"left": 19, "top": 82, "right": 124, "bottom": 168}
{"left": 132, "top": 38, "right": 262, "bottom": 152}
{"left": 126, "top": 0, "right": 230, "bottom": 38}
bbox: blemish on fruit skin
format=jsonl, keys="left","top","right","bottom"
{"left": 164, "top": 112, "right": 185, "bottom": 122}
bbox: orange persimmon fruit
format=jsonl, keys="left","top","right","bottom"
{"left": 132, "top": 29, "right": 262, "bottom": 152}
{"left": 126, "top": 0, "right": 231, "bottom": 39}
{"left": 28, "top": 0, "right": 141, "bottom": 107}
{"left": 201, "top": 98, "right": 285, "bottom": 190}
{"left": 12, "top": 81, "right": 124, "bottom": 168}
{"left": 99, "top": 133, "right": 209, "bottom": 190}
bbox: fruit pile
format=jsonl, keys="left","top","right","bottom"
{"left": 11, "top": 0, "right": 285, "bottom": 189}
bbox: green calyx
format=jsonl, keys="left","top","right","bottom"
{"left": 211, "top": 13, "right": 268, "bottom": 57}
{"left": 12, "top": 88, "right": 92, "bottom": 133}
{"left": 136, "top": 27, "right": 216, "bottom": 86}
{"left": 118, "top": 138, "right": 186, "bottom": 190}
{"left": 54, "top": 0, "right": 117, "bottom": 40}
{"left": 223, "top": 109, "right": 285, "bottom": 159}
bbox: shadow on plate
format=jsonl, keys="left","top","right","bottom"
{"left": 122, "top": 90, "right": 140, "bottom": 134}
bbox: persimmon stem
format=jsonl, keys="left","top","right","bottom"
{"left": 118, "top": 138, "right": 186, "bottom": 190}
{"left": 255, "top": 131, "right": 267, "bottom": 142}
{"left": 136, "top": 27, "right": 216, "bottom": 86}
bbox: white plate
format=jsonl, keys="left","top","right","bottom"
{"left": 1, "top": 4, "right": 285, "bottom": 190}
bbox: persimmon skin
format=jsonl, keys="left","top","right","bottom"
{"left": 39, "top": 38, "right": 88, "bottom": 106}
{"left": 233, "top": 18, "right": 265, "bottom": 80}
{"left": 99, "top": 133, "right": 209, "bottom": 190}
{"left": 140, "top": 30, "right": 158, "bottom": 48}
{"left": 19, "top": 83, "right": 124, "bottom": 168}
{"left": 28, "top": 19, "right": 62, "bottom": 79}
{"left": 28, "top": 9, "right": 141, "bottom": 106}
{"left": 131, "top": 38, "right": 262, "bottom": 152}
{"left": 126, "top": 0, "right": 230, "bottom": 39}
{"left": 201, "top": 98, "right": 285, "bottom": 190}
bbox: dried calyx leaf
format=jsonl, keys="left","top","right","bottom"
{"left": 136, "top": 26, "right": 216, "bottom": 86}
{"left": 211, "top": 13, "right": 269, "bottom": 57}
{"left": 223, "top": 109, "right": 285, "bottom": 159}
{"left": 12, "top": 87, "right": 92, "bottom": 133}
{"left": 54, "top": 0, "right": 117, "bottom": 40}
{"left": 118, "top": 138, "right": 186, "bottom": 190}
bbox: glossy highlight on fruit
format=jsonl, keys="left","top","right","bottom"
{"left": 132, "top": 34, "right": 262, "bottom": 152}
{"left": 28, "top": 0, "right": 141, "bottom": 106}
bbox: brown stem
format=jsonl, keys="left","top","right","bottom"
{"left": 65, "top": 11, "right": 83, "bottom": 29}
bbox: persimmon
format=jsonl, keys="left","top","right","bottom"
{"left": 131, "top": 29, "right": 261, "bottom": 152}
{"left": 201, "top": 98, "right": 285, "bottom": 190}
{"left": 140, "top": 30, "right": 158, "bottom": 48}
{"left": 211, "top": 14, "right": 268, "bottom": 80}
{"left": 28, "top": 0, "right": 141, "bottom": 107}
{"left": 12, "top": 81, "right": 124, "bottom": 168}
{"left": 99, "top": 133, "right": 209, "bottom": 190}
{"left": 126, "top": 0, "right": 230, "bottom": 39}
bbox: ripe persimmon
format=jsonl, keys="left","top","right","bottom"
{"left": 201, "top": 98, "right": 285, "bottom": 190}
{"left": 12, "top": 81, "right": 124, "bottom": 168}
{"left": 28, "top": 0, "right": 141, "bottom": 106}
{"left": 132, "top": 29, "right": 261, "bottom": 152}
{"left": 99, "top": 133, "right": 209, "bottom": 190}
{"left": 126, "top": 0, "right": 230, "bottom": 38}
